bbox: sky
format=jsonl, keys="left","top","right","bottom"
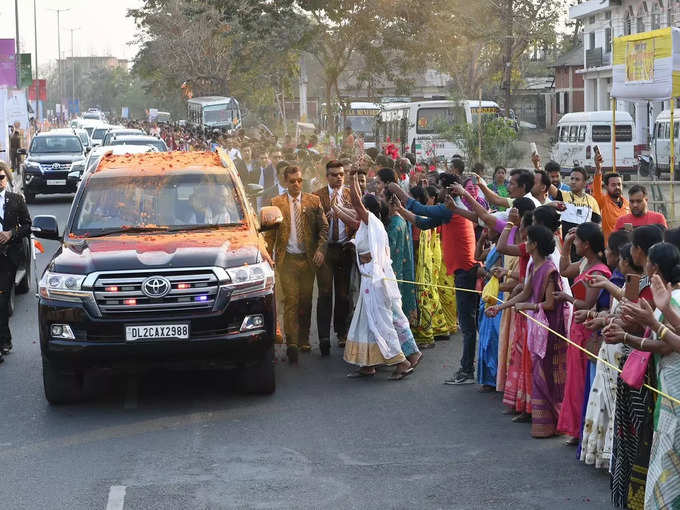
{"left": 0, "top": 0, "right": 144, "bottom": 74}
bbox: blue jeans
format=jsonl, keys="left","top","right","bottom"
{"left": 455, "top": 266, "right": 479, "bottom": 374}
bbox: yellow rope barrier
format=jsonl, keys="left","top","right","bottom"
{"left": 386, "top": 277, "right": 680, "bottom": 406}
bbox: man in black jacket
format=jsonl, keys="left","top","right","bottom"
{"left": 0, "top": 163, "right": 31, "bottom": 361}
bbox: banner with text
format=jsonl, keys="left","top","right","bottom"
{"left": 612, "top": 27, "right": 680, "bottom": 99}
{"left": 18, "top": 54, "right": 32, "bottom": 89}
{"left": 0, "top": 39, "right": 16, "bottom": 88}
{"left": 28, "top": 79, "right": 47, "bottom": 102}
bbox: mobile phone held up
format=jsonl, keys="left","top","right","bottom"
{"left": 593, "top": 145, "right": 601, "bottom": 157}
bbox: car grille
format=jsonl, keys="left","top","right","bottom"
{"left": 92, "top": 269, "right": 219, "bottom": 317}
{"left": 40, "top": 163, "right": 72, "bottom": 172}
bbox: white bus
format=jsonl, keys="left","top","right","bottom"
{"left": 319, "top": 101, "right": 382, "bottom": 149}
{"left": 187, "top": 96, "right": 242, "bottom": 131}
{"left": 651, "top": 110, "right": 680, "bottom": 175}
{"left": 375, "top": 100, "right": 501, "bottom": 161}
{"left": 551, "top": 111, "right": 637, "bottom": 174}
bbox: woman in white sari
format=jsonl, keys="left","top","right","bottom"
{"left": 333, "top": 173, "right": 419, "bottom": 379}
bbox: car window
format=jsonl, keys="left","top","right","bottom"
{"left": 615, "top": 124, "right": 633, "bottom": 142}
{"left": 578, "top": 125, "right": 587, "bottom": 142}
{"left": 568, "top": 125, "right": 578, "bottom": 142}
{"left": 559, "top": 126, "right": 569, "bottom": 142}
{"left": 30, "top": 136, "right": 82, "bottom": 154}
{"left": 592, "top": 125, "right": 611, "bottom": 142}
{"left": 92, "top": 128, "right": 109, "bottom": 140}
{"left": 73, "top": 173, "right": 245, "bottom": 234}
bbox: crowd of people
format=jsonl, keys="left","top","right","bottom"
{"left": 193, "top": 124, "right": 679, "bottom": 509}
{"left": 24, "top": 116, "right": 680, "bottom": 507}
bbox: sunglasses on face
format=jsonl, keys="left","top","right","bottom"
{"left": 0, "top": 175, "right": 7, "bottom": 180}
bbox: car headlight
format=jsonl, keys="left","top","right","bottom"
{"left": 70, "top": 161, "right": 85, "bottom": 173}
{"left": 225, "top": 262, "right": 274, "bottom": 295}
{"left": 24, "top": 160, "right": 40, "bottom": 170}
{"left": 39, "top": 271, "right": 90, "bottom": 302}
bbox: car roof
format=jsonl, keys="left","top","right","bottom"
{"left": 93, "top": 151, "right": 229, "bottom": 178}
{"left": 92, "top": 145, "right": 158, "bottom": 156}
{"left": 558, "top": 111, "right": 634, "bottom": 123}
{"left": 35, "top": 131, "right": 80, "bottom": 138}
{"left": 111, "top": 135, "right": 162, "bottom": 141}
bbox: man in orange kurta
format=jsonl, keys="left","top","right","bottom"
{"left": 592, "top": 153, "right": 629, "bottom": 241}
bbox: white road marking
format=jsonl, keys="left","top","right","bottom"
{"left": 106, "top": 485, "right": 126, "bottom": 510}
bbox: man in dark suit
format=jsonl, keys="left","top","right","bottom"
{"left": 233, "top": 145, "right": 254, "bottom": 185}
{"left": 265, "top": 165, "right": 328, "bottom": 363}
{"left": 314, "top": 160, "right": 356, "bottom": 356}
{"left": 255, "top": 150, "right": 277, "bottom": 210}
{"left": 0, "top": 163, "right": 31, "bottom": 362}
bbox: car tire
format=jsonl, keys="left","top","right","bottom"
{"left": 15, "top": 238, "right": 31, "bottom": 295}
{"left": 42, "top": 358, "right": 84, "bottom": 405}
{"left": 239, "top": 346, "right": 275, "bottom": 395}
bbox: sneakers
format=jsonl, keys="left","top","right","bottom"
{"left": 444, "top": 369, "right": 474, "bottom": 385}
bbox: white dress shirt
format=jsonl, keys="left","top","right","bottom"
{"left": 286, "top": 193, "right": 304, "bottom": 254}
{"left": 0, "top": 188, "right": 6, "bottom": 223}
{"left": 327, "top": 185, "right": 347, "bottom": 243}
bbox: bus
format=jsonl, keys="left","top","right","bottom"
{"left": 320, "top": 102, "right": 382, "bottom": 149}
{"left": 375, "top": 100, "right": 501, "bottom": 161}
{"left": 187, "top": 96, "right": 242, "bottom": 131}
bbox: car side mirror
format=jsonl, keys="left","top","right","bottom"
{"left": 247, "top": 183, "right": 264, "bottom": 197}
{"left": 17, "top": 148, "right": 26, "bottom": 156}
{"left": 85, "top": 147, "right": 91, "bottom": 154}
{"left": 32, "top": 215, "right": 60, "bottom": 240}
{"left": 259, "top": 206, "right": 283, "bottom": 231}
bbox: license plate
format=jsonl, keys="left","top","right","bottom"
{"left": 125, "top": 323, "right": 190, "bottom": 341}
{"left": 47, "top": 179, "right": 66, "bottom": 186}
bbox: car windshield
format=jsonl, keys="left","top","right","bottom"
{"left": 84, "top": 127, "right": 95, "bottom": 136}
{"left": 345, "top": 115, "right": 376, "bottom": 136}
{"left": 78, "top": 132, "right": 89, "bottom": 145}
{"left": 83, "top": 112, "right": 100, "bottom": 119}
{"left": 92, "top": 128, "right": 109, "bottom": 139}
{"left": 86, "top": 155, "right": 102, "bottom": 174}
{"left": 72, "top": 173, "right": 245, "bottom": 235}
{"left": 203, "top": 104, "right": 233, "bottom": 124}
{"left": 31, "top": 136, "right": 82, "bottom": 154}
{"left": 104, "top": 130, "right": 140, "bottom": 145}
{"left": 416, "top": 107, "right": 465, "bottom": 134}
{"left": 110, "top": 138, "right": 167, "bottom": 151}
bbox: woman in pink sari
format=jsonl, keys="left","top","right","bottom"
{"left": 487, "top": 225, "right": 569, "bottom": 437}
{"left": 555, "top": 222, "right": 611, "bottom": 444}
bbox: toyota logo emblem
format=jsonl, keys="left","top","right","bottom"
{"left": 142, "top": 276, "right": 171, "bottom": 298}
{"left": 52, "top": 163, "right": 60, "bottom": 169}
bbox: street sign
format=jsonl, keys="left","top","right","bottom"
{"left": 18, "top": 54, "right": 32, "bottom": 89}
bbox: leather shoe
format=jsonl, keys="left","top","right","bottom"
{"left": 319, "top": 339, "right": 330, "bottom": 357}
{"left": 286, "top": 346, "right": 298, "bottom": 364}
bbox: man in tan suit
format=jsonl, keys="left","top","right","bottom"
{"left": 266, "top": 165, "right": 328, "bottom": 364}
{"left": 314, "top": 160, "right": 357, "bottom": 356}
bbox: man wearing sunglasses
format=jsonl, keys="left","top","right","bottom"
{"left": 266, "top": 165, "right": 328, "bottom": 364}
{"left": 314, "top": 160, "right": 357, "bottom": 356}
{"left": 0, "top": 163, "right": 31, "bottom": 362}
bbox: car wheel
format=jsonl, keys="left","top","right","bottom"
{"left": 7, "top": 285, "right": 14, "bottom": 317}
{"left": 239, "top": 346, "right": 275, "bottom": 395}
{"left": 42, "top": 358, "right": 84, "bottom": 405}
{"left": 15, "top": 238, "right": 30, "bottom": 294}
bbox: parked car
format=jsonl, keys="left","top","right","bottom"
{"left": 551, "top": 111, "right": 638, "bottom": 174}
{"left": 34, "top": 150, "right": 281, "bottom": 404}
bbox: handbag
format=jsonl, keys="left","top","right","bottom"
{"left": 621, "top": 347, "right": 652, "bottom": 390}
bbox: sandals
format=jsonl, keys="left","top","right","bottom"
{"left": 409, "top": 353, "right": 423, "bottom": 369}
{"left": 347, "top": 370, "right": 375, "bottom": 379}
{"left": 388, "top": 368, "right": 414, "bottom": 381}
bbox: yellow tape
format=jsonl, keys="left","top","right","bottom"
{"left": 386, "top": 277, "right": 680, "bottom": 406}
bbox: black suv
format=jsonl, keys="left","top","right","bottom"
{"left": 33, "top": 150, "right": 282, "bottom": 404}
{"left": 21, "top": 131, "right": 87, "bottom": 202}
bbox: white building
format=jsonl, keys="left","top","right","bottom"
{"left": 569, "top": 0, "right": 680, "bottom": 143}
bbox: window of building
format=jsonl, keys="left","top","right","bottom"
{"left": 637, "top": 15, "right": 645, "bottom": 33}
{"left": 652, "top": 2, "right": 662, "bottom": 29}
{"left": 589, "top": 31, "right": 596, "bottom": 49}
{"left": 589, "top": 15, "right": 596, "bottom": 24}
{"left": 625, "top": 14, "right": 632, "bottom": 35}
{"left": 605, "top": 11, "right": 611, "bottom": 20}
{"left": 605, "top": 27, "right": 612, "bottom": 52}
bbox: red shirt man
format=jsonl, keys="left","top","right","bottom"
{"left": 614, "top": 184, "right": 667, "bottom": 232}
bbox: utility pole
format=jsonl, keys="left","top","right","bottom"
{"left": 68, "top": 28, "right": 80, "bottom": 113}
{"left": 33, "top": 0, "right": 38, "bottom": 82}
{"left": 14, "top": 0, "right": 20, "bottom": 56}
{"left": 49, "top": 8, "right": 70, "bottom": 122}
{"left": 503, "top": 0, "right": 513, "bottom": 118}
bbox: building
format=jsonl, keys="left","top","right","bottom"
{"left": 56, "top": 56, "right": 129, "bottom": 73}
{"left": 513, "top": 77, "right": 555, "bottom": 129}
{"left": 551, "top": 44, "right": 584, "bottom": 122}
{"left": 569, "top": 0, "right": 680, "bottom": 143}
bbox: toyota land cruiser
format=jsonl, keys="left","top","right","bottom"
{"left": 33, "top": 150, "right": 282, "bottom": 404}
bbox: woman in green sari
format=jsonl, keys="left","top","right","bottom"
{"left": 386, "top": 195, "right": 417, "bottom": 325}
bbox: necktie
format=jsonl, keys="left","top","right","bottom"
{"left": 331, "top": 191, "right": 339, "bottom": 242}
{"left": 294, "top": 198, "right": 304, "bottom": 248}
